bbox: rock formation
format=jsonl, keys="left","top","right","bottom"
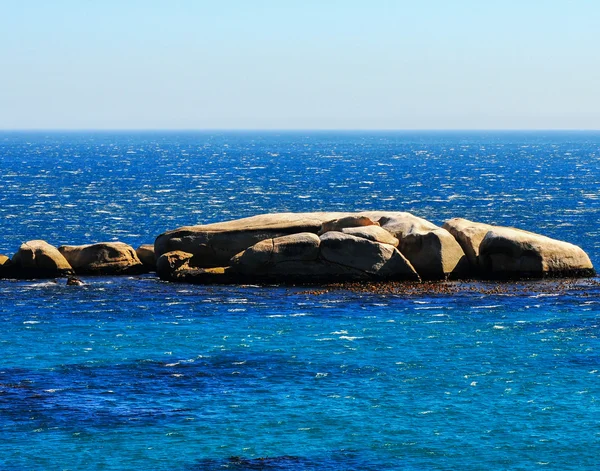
{"left": 155, "top": 211, "right": 466, "bottom": 280}
{"left": 479, "top": 227, "right": 594, "bottom": 278}
{"left": 0, "top": 211, "right": 594, "bottom": 283}
{"left": 136, "top": 244, "right": 156, "bottom": 271}
{"left": 58, "top": 242, "right": 146, "bottom": 275}
{"left": 444, "top": 217, "right": 595, "bottom": 278}
{"left": 228, "top": 231, "right": 419, "bottom": 282}
{"left": 11, "top": 240, "right": 74, "bottom": 278}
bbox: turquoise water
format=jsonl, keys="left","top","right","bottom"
{"left": 1, "top": 132, "right": 599, "bottom": 470}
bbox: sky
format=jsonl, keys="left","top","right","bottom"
{"left": 0, "top": 0, "right": 599, "bottom": 130}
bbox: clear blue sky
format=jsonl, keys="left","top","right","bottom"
{"left": 1, "top": 0, "right": 598, "bottom": 129}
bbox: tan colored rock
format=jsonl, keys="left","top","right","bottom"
{"left": 156, "top": 250, "right": 194, "bottom": 281}
{"left": 443, "top": 218, "right": 495, "bottom": 267}
{"left": 230, "top": 233, "right": 321, "bottom": 276}
{"left": 136, "top": 244, "right": 156, "bottom": 271}
{"left": 58, "top": 242, "right": 145, "bottom": 275}
{"left": 155, "top": 212, "right": 350, "bottom": 267}
{"left": 318, "top": 216, "right": 378, "bottom": 235}
{"left": 156, "top": 250, "right": 234, "bottom": 283}
{"left": 376, "top": 213, "right": 467, "bottom": 280}
{"left": 341, "top": 226, "right": 399, "bottom": 247}
{"left": 479, "top": 227, "right": 595, "bottom": 278}
{"left": 155, "top": 211, "right": 469, "bottom": 279}
{"left": 12, "top": 240, "right": 73, "bottom": 278}
{"left": 319, "top": 231, "right": 419, "bottom": 280}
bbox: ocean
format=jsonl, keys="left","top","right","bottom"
{"left": 1, "top": 131, "right": 599, "bottom": 470}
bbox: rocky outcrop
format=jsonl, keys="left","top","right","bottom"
{"left": 154, "top": 212, "right": 351, "bottom": 268}
{"left": 319, "top": 232, "right": 418, "bottom": 279}
{"left": 231, "top": 233, "right": 321, "bottom": 276}
{"left": 11, "top": 240, "right": 74, "bottom": 278}
{"left": 228, "top": 230, "right": 419, "bottom": 282}
{"left": 479, "top": 227, "right": 595, "bottom": 278}
{"left": 443, "top": 218, "right": 595, "bottom": 278}
{"left": 58, "top": 242, "right": 146, "bottom": 275}
{"left": 136, "top": 244, "right": 156, "bottom": 271}
{"left": 443, "top": 218, "right": 495, "bottom": 268}
{"left": 372, "top": 212, "right": 468, "bottom": 280}
{"left": 155, "top": 211, "right": 467, "bottom": 280}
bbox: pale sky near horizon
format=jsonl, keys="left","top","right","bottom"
{"left": 1, "top": 0, "right": 599, "bottom": 130}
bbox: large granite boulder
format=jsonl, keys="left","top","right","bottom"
{"left": 136, "top": 244, "right": 156, "bottom": 271}
{"left": 369, "top": 212, "right": 467, "bottom": 280}
{"left": 229, "top": 231, "right": 418, "bottom": 282}
{"left": 231, "top": 233, "right": 321, "bottom": 276}
{"left": 58, "top": 242, "right": 146, "bottom": 275}
{"left": 11, "top": 240, "right": 74, "bottom": 278}
{"left": 443, "top": 218, "right": 495, "bottom": 268}
{"left": 319, "top": 232, "right": 419, "bottom": 280}
{"left": 479, "top": 227, "right": 595, "bottom": 278}
{"left": 155, "top": 212, "right": 350, "bottom": 267}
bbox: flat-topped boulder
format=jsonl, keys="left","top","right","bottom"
{"left": 11, "top": 240, "right": 74, "bottom": 279}
{"left": 155, "top": 211, "right": 467, "bottom": 280}
{"left": 58, "top": 242, "right": 146, "bottom": 275}
{"left": 443, "top": 217, "right": 595, "bottom": 278}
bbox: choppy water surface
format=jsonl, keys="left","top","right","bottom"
{"left": 1, "top": 131, "right": 599, "bottom": 470}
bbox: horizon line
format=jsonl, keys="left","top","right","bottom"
{"left": 1, "top": 128, "right": 599, "bottom": 133}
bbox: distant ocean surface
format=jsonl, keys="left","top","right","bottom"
{"left": 1, "top": 131, "right": 599, "bottom": 470}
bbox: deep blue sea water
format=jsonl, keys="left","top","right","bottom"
{"left": 1, "top": 131, "right": 599, "bottom": 470}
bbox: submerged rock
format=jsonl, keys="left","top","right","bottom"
{"left": 66, "top": 276, "right": 85, "bottom": 286}
{"left": 11, "top": 240, "right": 74, "bottom": 279}
{"left": 58, "top": 242, "right": 146, "bottom": 275}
